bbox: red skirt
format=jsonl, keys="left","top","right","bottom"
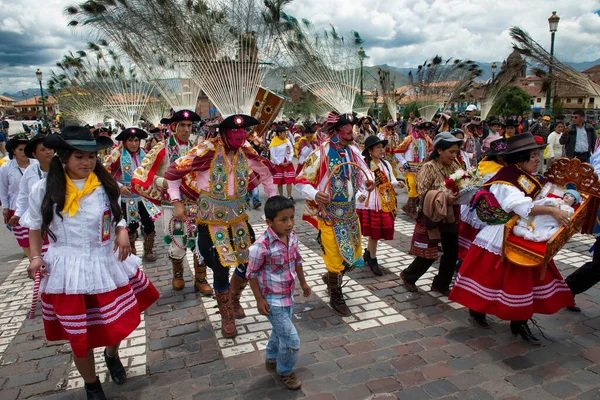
{"left": 8, "top": 209, "right": 30, "bottom": 248}
{"left": 457, "top": 221, "right": 480, "bottom": 260}
{"left": 357, "top": 208, "right": 394, "bottom": 240}
{"left": 449, "top": 244, "right": 574, "bottom": 321}
{"left": 273, "top": 164, "right": 296, "bottom": 184}
{"left": 41, "top": 269, "right": 159, "bottom": 358}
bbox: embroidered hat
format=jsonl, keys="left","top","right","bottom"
{"left": 44, "top": 125, "right": 114, "bottom": 152}
{"left": 218, "top": 114, "right": 260, "bottom": 131}
{"left": 503, "top": 132, "right": 546, "bottom": 154}
{"left": 114, "top": 127, "right": 149, "bottom": 142}
{"left": 24, "top": 133, "right": 47, "bottom": 158}
{"left": 321, "top": 112, "right": 358, "bottom": 132}
{"left": 160, "top": 108, "right": 201, "bottom": 125}
{"left": 484, "top": 137, "right": 507, "bottom": 157}
{"left": 362, "top": 135, "right": 388, "bottom": 156}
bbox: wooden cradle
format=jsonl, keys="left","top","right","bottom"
{"left": 502, "top": 158, "right": 600, "bottom": 279}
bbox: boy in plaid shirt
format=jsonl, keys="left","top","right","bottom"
{"left": 247, "top": 196, "right": 311, "bottom": 390}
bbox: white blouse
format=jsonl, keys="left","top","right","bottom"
{"left": 15, "top": 163, "right": 46, "bottom": 217}
{"left": 21, "top": 179, "right": 135, "bottom": 295}
{"left": 270, "top": 139, "right": 295, "bottom": 165}
{"left": 357, "top": 159, "right": 400, "bottom": 211}
{"left": 472, "top": 183, "right": 534, "bottom": 255}
{"left": 0, "top": 159, "right": 38, "bottom": 210}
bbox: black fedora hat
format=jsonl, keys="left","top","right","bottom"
{"left": 484, "top": 137, "right": 507, "bottom": 157}
{"left": 322, "top": 112, "right": 358, "bottom": 132}
{"left": 6, "top": 133, "right": 30, "bottom": 153}
{"left": 24, "top": 133, "right": 47, "bottom": 159}
{"left": 503, "top": 118, "right": 519, "bottom": 128}
{"left": 218, "top": 114, "right": 259, "bottom": 132}
{"left": 504, "top": 132, "right": 546, "bottom": 155}
{"left": 362, "top": 135, "right": 388, "bottom": 156}
{"left": 115, "top": 127, "right": 149, "bottom": 142}
{"left": 160, "top": 108, "right": 201, "bottom": 125}
{"left": 44, "top": 126, "right": 114, "bottom": 152}
{"left": 274, "top": 122, "right": 288, "bottom": 132}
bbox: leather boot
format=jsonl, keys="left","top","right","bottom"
{"left": 171, "top": 257, "right": 185, "bottom": 290}
{"left": 324, "top": 272, "right": 351, "bottom": 316}
{"left": 84, "top": 377, "right": 107, "bottom": 400}
{"left": 215, "top": 288, "right": 237, "bottom": 338}
{"left": 142, "top": 232, "right": 157, "bottom": 262}
{"left": 229, "top": 272, "right": 248, "bottom": 319}
{"left": 193, "top": 254, "right": 213, "bottom": 296}
{"left": 128, "top": 230, "right": 138, "bottom": 255}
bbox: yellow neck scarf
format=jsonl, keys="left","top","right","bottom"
{"left": 269, "top": 135, "right": 288, "bottom": 149}
{"left": 63, "top": 172, "right": 102, "bottom": 217}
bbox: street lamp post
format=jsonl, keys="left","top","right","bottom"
{"left": 491, "top": 62, "right": 497, "bottom": 81}
{"left": 35, "top": 69, "right": 47, "bottom": 121}
{"left": 282, "top": 73, "right": 287, "bottom": 97}
{"left": 358, "top": 47, "right": 366, "bottom": 102}
{"left": 544, "top": 11, "right": 560, "bottom": 117}
{"left": 373, "top": 88, "right": 378, "bottom": 120}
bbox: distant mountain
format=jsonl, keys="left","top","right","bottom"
{"left": 566, "top": 59, "right": 600, "bottom": 72}
{"left": 1, "top": 88, "right": 46, "bottom": 102}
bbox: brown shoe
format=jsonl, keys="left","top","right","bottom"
{"left": 215, "top": 288, "right": 237, "bottom": 338}
{"left": 229, "top": 273, "right": 248, "bottom": 319}
{"left": 265, "top": 360, "right": 277, "bottom": 372}
{"left": 193, "top": 254, "right": 213, "bottom": 296}
{"left": 400, "top": 271, "right": 418, "bottom": 292}
{"left": 142, "top": 232, "right": 157, "bottom": 262}
{"left": 279, "top": 372, "right": 302, "bottom": 390}
{"left": 128, "top": 231, "right": 138, "bottom": 255}
{"left": 430, "top": 286, "right": 450, "bottom": 297}
{"left": 324, "top": 272, "right": 351, "bottom": 316}
{"left": 171, "top": 257, "right": 185, "bottom": 291}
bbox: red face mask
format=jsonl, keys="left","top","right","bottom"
{"left": 223, "top": 128, "right": 247, "bottom": 150}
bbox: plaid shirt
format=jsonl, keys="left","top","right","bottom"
{"left": 246, "top": 227, "right": 303, "bottom": 307}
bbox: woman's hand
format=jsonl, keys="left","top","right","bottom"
{"left": 27, "top": 257, "right": 49, "bottom": 280}
{"left": 2, "top": 208, "right": 10, "bottom": 224}
{"left": 446, "top": 192, "right": 458, "bottom": 204}
{"left": 120, "top": 185, "right": 131, "bottom": 196}
{"left": 114, "top": 228, "right": 131, "bottom": 261}
{"left": 551, "top": 208, "right": 570, "bottom": 227}
{"left": 8, "top": 214, "right": 20, "bottom": 227}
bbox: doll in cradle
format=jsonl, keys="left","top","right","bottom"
{"left": 512, "top": 189, "right": 580, "bottom": 242}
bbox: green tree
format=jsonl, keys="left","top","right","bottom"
{"left": 402, "top": 102, "right": 421, "bottom": 119}
{"left": 490, "top": 86, "right": 531, "bottom": 117}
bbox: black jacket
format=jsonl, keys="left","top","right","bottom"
{"left": 559, "top": 123, "right": 596, "bottom": 158}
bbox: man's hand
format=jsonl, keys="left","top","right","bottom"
{"left": 257, "top": 298, "right": 270, "bottom": 316}
{"left": 119, "top": 185, "right": 131, "bottom": 196}
{"left": 315, "top": 191, "right": 330, "bottom": 206}
{"left": 173, "top": 201, "right": 186, "bottom": 221}
{"left": 301, "top": 282, "right": 311, "bottom": 298}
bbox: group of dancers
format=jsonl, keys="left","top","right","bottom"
{"left": 0, "top": 107, "right": 597, "bottom": 398}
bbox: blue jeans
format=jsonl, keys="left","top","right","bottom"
{"left": 266, "top": 305, "right": 300, "bottom": 376}
{"left": 245, "top": 187, "right": 260, "bottom": 206}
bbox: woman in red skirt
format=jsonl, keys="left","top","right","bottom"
{"left": 449, "top": 133, "right": 574, "bottom": 344}
{"left": 357, "top": 135, "right": 404, "bottom": 275}
{"left": 22, "top": 126, "right": 159, "bottom": 400}
{"left": 270, "top": 124, "right": 296, "bottom": 201}
{"left": 0, "top": 133, "right": 35, "bottom": 257}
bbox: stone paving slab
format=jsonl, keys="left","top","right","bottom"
{"left": 0, "top": 192, "right": 599, "bottom": 400}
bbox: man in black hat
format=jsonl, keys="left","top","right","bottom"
{"left": 164, "top": 113, "right": 276, "bottom": 338}
{"left": 296, "top": 112, "right": 374, "bottom": 316}
{"left": 105, "top": 127, "right": 161, "bottom": 263}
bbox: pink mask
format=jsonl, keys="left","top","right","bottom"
{"left": 223, "top": 128, "right": 247, "bottom": 150}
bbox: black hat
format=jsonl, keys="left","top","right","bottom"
{"left": 24, "top": 134, "right": 47, "bottom": 159}
{"left": 304, "top": 123, "right": 316, "bottom": 133}
{"left": 44, "top": 125, "right": 113, "bottom": 152}
{"left": 484, "top": 137, "right": 507, "bottom": 156}
{"left": 503, "top": 118, "right": 519, "bottom": 128}
{"left": 149, "top": 127, "right": 161, "bottom": 134}
{"left": 218, "top": 114, "right": 259, "bottom": 131}
{"left": 160, "top": 109, "right": 201, "bottom": 125}
{"left": 357, "top": 116, "right": 373, "bottom": 125}
{"left": 6, "top": 133, "right": 30, "bottom": 153}
{"left": 504, "top": 132, "right": 546, "bottom": 154}
{"left": 418, "top": 121, "right": 435, "bottom": 130}
{"left": 362, "top": 135, "right": 388, "bottom": 156}
{"left": 115, "top": 127, "right": 149, "bottom": 142}
{"left": 322, "top": 112, "right": 358, "bottom": 132}
{"left": 274, "top": 122, "right": 288, "bottom": 132}
{"left": 487, "top": 117, "right": 501, "bottom": 126}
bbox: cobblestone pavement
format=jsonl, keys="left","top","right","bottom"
{"left": 1, "top": 191, "right": 600, "bottom": 400}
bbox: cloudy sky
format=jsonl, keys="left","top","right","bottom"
{"left": 1, "top": 0, "right": 599, "bottom": 94}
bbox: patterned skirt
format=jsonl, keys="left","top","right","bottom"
{"left": 408, "top": 219, "right": 439, "bottom": 260}
{"left": 41, "top": 269, "right": 159, "bottom": 358}
{"left": 449, "top": 244, "right": 574, "bottom": 321}
{"left": 273, "top": 164, "right": 296, "bottom": 184}
{"left": 357, "top": 208, "right": 395, "bottom": 241}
